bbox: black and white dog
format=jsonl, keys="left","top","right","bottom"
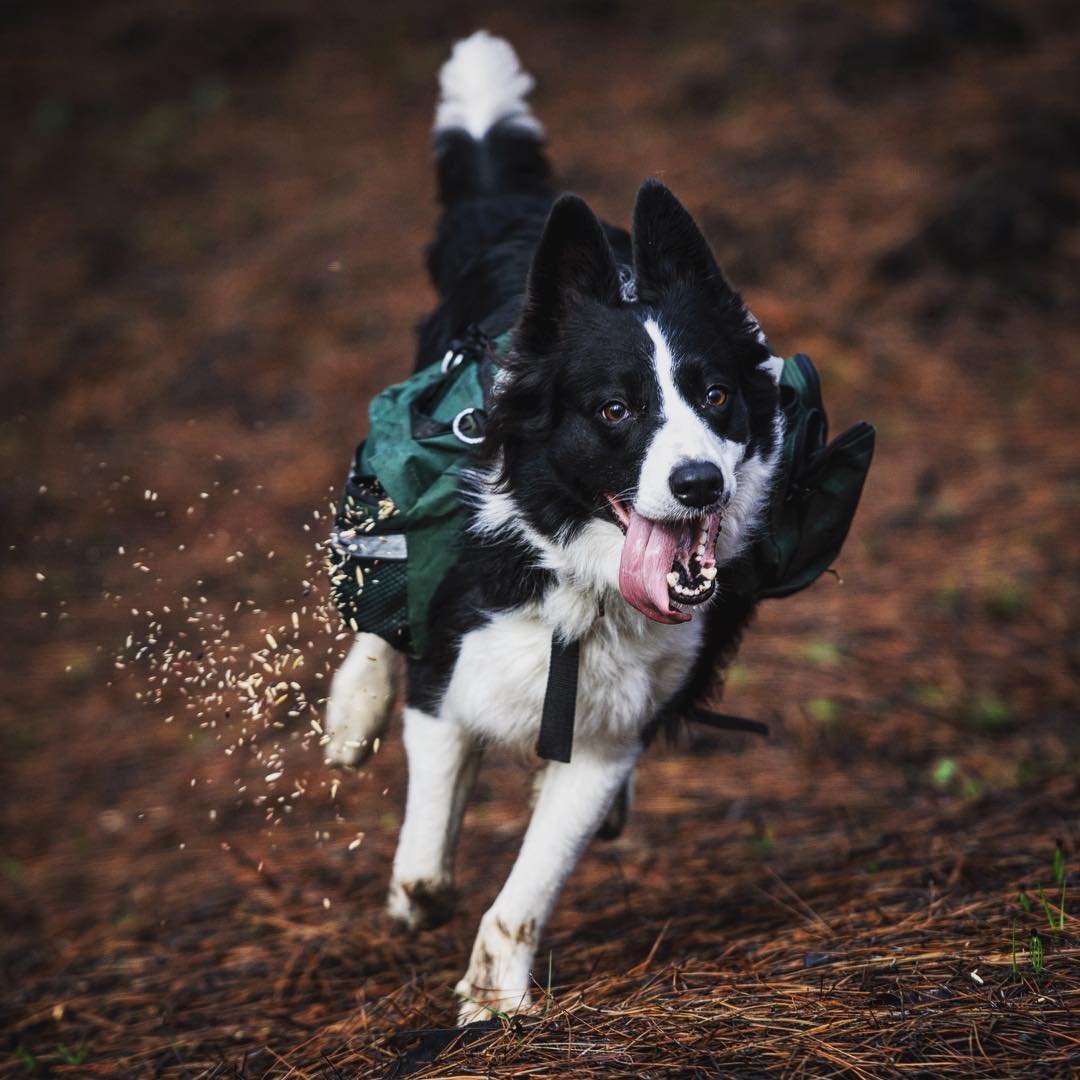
{"left": 326, "top": 31, "right": 785, "bottom": 1023}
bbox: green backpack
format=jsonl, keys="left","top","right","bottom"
{"left": 327, "top": 331, "right": 875, "bottom": 658}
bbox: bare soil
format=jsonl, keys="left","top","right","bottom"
{"left": 2, "top": 1, "right": 1078, "bottom": 1076}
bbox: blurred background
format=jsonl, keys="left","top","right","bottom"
{"left": 2, "top": 0, "right": 1077, "bottom": 1074}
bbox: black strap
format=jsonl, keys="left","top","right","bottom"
{"left": 535, "top": 635, "right": 767, "bottom": 763}
{"left": 687, "top": 707, "right": 769, "bottom": 737}
{"left": 536, "top": 635, "right": 580, "bottom": 763}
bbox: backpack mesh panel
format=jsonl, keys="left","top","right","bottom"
{"left": 327, "top": 471, "right": 412, "bottom": 651}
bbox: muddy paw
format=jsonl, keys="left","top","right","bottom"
{"left": 386, "top": 877, "right": 458, "bottom": 932}
{"left": 455, "top": 980, "right": 533, "bottom": 1025}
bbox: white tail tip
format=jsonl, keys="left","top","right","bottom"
{"left": 434, "top": 30, "right": 543, "bottom": 141}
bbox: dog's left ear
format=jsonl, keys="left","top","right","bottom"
{"left": 632, "top": 179, "right": 740, "bottom": 304}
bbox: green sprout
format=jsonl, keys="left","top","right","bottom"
{"left": 932, "top": 757, "right": 957, "bottom": 788}
{"left": 1030, "top": 931, "right": 1044, "bottom": 975}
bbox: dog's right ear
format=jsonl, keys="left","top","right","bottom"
{"left": 517, "top": 194, "right": 621, "bottom": 354}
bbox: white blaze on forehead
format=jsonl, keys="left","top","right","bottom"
{"left": 635, "top": 318, "right": 746, "bottom": 521}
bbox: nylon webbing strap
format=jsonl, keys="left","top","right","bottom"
{"left": 688, "top": 707, "right": 769, "bottom": 737}
{"left": 535, "top": 642, "right": 768, "bottom": 763}
{"left": 537, "top": 635, "right": 580, "bottom": 763}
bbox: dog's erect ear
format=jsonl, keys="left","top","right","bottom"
{"left": 632, "top": 180, "right": 733, "bottom": 302}
{"left": 517, "top": 194, "right": 621, "bottom": 352}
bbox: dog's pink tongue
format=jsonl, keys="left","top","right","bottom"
{"left": 618, "top": 509, "right": 691, "bottom": 624}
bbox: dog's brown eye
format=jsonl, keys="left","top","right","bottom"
{"left": 600, "top": 401, "right": 629, "bottom": 423}
{"left": 705, "top": 385, "right": 729, "bottom": 408}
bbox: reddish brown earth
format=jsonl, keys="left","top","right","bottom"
{"left": 2, "top": 1, "right": 1078, "bottom": 1076}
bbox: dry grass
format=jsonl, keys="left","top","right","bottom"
{"left": 4, "top": 766, "right": 1076, "bottom": 1076}
{"left": 2, "top": 0, "right": 1079, "bottom": 1076}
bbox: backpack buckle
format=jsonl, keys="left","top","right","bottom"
{"left": 451, "top": 407, "right": 485, "bottom": 445}
{"left": 440, "top": 349, "right": 465, "bottom": 374}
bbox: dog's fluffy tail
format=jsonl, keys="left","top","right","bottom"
{"left": 432, "top": 31, "right": 551, "bottom": 205}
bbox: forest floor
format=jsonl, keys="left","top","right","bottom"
{"left": 2, "top": 0, "right": 1078, "bottom": 1075}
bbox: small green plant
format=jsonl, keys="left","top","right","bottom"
{"left": 0, "top": 857, "right": 25, "bottom": 884}
{"left": 983, "top": 580, "right": 1026, "bottom": 622}
{"left": 912, "top": 683, "right": 952, "bottom": 711}
{"left": 933, "top": 580, "right": 965, "bottom": 615}
{"left": 748, "top": 823, "right": 774, "bottom": 855}
{"left": 931, "top": 757, "right": 957, "bottom": 788}
{"left": 800, "top": 640, "right": 842, "bottom": 668}
{"left": 965, "top": 692, "right": 1012, "bottom": 732}
{"left": 808, "top": 697, "right": 840, "bottom": 725}
{"left": 1026, "top": 844, "right": 1068, "bottom": 932}
{"left": 1011, "top": 846, "right": 1069, "bottom": 978}
{"left": 1053, "top": 842, "right": 1067, "bottom": 931}
{"left": 1030, "top": 930, "right": 1044, "bottom": 975}
{"left": 56, "top": 1043, "right": 88, "bottom": 1066}
{"left": 542, "top": 951, "right": 555, "bottom": 1016}
{"left": 14, "top": 1045, "right": 37, "bottom": 1074}
{"left": 1036, "top": 884, "right": 1057, "bottom": 933}
{"left": 458, "top": 996, "right": 511, "bottom": 1022}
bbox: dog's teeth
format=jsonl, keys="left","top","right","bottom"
{"left": 702, "top": 566, "right": 717, "bottom": 581}
{"left": 666, "top": 572, "right": 679, "bottom": 588}
{"left": 696, "top": 544, "right": 706, "bottom": 557}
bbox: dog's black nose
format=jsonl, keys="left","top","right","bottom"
{"left": 669, "top": 461, "right": 724, "bottom": 508}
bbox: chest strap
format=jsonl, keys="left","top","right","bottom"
{"left": 536, "top": 636, "right": 580, "bottom": 763}
{"left": 536, "top": 633, "right": 768, "bottom": 763}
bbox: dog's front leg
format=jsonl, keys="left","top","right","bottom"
{"left": 324, "top": 633, "right": 397, "bottom": 767}
{"left": 387, "top": 707, "right": 482, "bottom": 931}
{"left": 456, "top": 743, "right": 639, "bottom": 1024}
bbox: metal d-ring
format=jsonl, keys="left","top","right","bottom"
{"left": 451, "top": 407, "right": 485, "bottom": 445}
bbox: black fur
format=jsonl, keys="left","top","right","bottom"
{"left": 406, "top": 117, "right": 778, "bottom": 730}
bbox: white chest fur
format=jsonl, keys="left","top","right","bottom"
{"left": 442, "top": 582, "right": 704, "bottom": 751}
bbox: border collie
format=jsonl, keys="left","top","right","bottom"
{"left": 325, "top": 30, "right": 785, "bottom": 1024}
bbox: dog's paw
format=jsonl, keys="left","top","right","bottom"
{"left": 386, "top": 877, "right": 458, "bottom": 932}
{"left": 455, "top": 980, "right": 533, "bottom": 1026}
{"left": 454, "top": 910, "right": 537, "bottom": 1022}
{"left": 324, "top": 634, "right": 396, "bottom": 768}
{"left": 323, "top": 727, "right": 380, "bottom": 769}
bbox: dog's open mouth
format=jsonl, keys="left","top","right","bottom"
{"left": 606, "top": 496, "right": 721, "bottom": 624}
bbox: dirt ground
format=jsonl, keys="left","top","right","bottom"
{"left": 2, "top": 1, "right": 1078, "bottom": 1076}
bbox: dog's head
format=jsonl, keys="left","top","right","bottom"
{"left": 479, "top": 180, "right": 784, "bottom": 623}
